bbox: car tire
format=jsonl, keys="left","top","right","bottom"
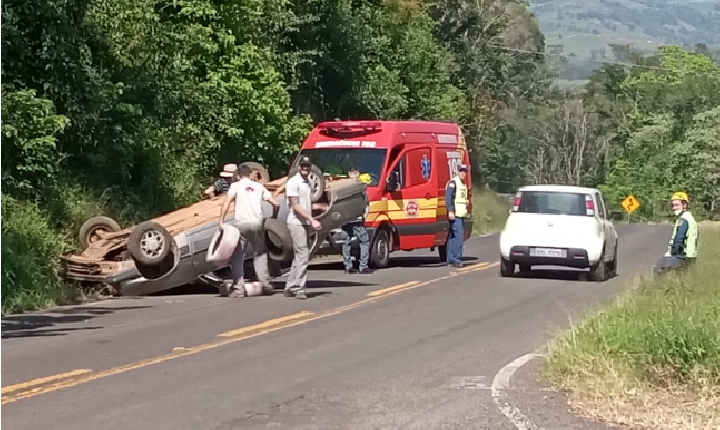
{"left": 500, "top": 258, "right": 515, "bottom": 277}
{"left": 288, "top": 164, "right": 325, "bottom": 203}
{"left": 128, "top": 221, "right": 173, "bottom": 267}
{"left": 608, "top": 243, "right": 618, "bottom": 277}
{"left": 588, "top": 249, "right": 607, "bottom": 282}
{"left": 369, "top": 228, "right": 391, "bottom": 269}
{"left": 239, "top": 161, "right": 270, "bottom": 184}
{"left": 79, "top": 216, "right": 122, "bottom": 249}
{"left": 437, "top": 245, "right": 447, "bottom": 263}
{"left": 135, "top": 253, "right": 175, "bottom": 280}
{"left": 264, "top": 218, "right": 294, "bottom": 262}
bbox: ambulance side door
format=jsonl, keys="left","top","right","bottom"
{"left": 384, "top": 145, "right": 437, "bottom": 250}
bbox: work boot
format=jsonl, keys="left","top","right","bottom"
{"left": 295, "top": 289, "right": 307, "bottom": 300}
{"left": 358, "top": 268, "right": 374, "bottom": 274}
{"left": 283, "top": 288, "right": 296, "bottom": 298}
{"left": 344, "top": 267, "right": 358, "bottom": 274}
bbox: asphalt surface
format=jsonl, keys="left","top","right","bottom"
{"left": 2, "top": 224, "right": 670, "bottom": 429}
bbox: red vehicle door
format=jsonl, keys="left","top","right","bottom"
{"left": 383, "top": 145, "right": 438, "bottom": 250}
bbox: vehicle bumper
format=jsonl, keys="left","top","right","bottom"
{"left": 505, "top": 245, "right": 592, "bottom": 268}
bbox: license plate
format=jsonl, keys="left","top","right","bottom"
{"left": 530, "top": 247, "right": 566, "bottom": 258}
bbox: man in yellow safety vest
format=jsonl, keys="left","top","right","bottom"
{"left": 654, "top": 191, "right": 699, "bottom": 274}
{"left": 444, "top": 164, "right": 469, "bottom": 267}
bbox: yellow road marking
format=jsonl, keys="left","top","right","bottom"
{"left": 455, "top": 261, "right": 491, "bottom": 272}
{"left": 218, "top": 311, "right": 316, "bottom": 337}
{"left": 1, "top": 261, "right": 499, "bottom": 405}
{"left": 1, "top": 369, "right": 93, "bottom": 395}
{"left": 367, "top": 281, "right": 421, "bottom": 297}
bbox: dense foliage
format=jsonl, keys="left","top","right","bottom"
{"left": 2, "top": 0, "right": 718, "bottom": 313}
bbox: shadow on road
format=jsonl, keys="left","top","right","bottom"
{"left": 512, "top": 268, "right": 618, "bottom": 282}
{"left": 310, "top": 255, "right": 479, "bottom": 271}
{"left": 1, "top": 306, "right": 152, "bottom": 339}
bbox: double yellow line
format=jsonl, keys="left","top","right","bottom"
{"left": 1, "top": 261, "right": 498, "bottom": 405}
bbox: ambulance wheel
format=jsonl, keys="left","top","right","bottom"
{"left": 369, "top": 228, "right": 391, "bottom": 269}
{"left": 437, "top": 245, "right": 447, "bottom": 263}
{"left": 239, "top": 161, "right": 270, "bottom": 184}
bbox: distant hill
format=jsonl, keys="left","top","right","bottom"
{"left": 529, "top": 0, "right": 720, "bottom": 80}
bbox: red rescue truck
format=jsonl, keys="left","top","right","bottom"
{"left": 289, "top": 120, "right": 473, "bottom": 268}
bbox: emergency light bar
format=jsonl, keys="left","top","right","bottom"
{"left": 317, "top": 121, "right": 383, "bottom": 133}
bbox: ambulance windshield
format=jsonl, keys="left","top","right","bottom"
{"left": 298, "top": 148, "right": 387, "bottom": 186}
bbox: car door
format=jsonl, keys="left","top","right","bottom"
{"left": 594, "top": 191, "right": 613, "bottom": 260}
{"left": 384, "top": 145, "right": 437, "bottom": 250}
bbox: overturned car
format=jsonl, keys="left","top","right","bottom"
{"left": 60, "top": 163, "right": 368, "bottom": 296}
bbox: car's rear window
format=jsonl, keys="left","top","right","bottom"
{"left": 516, "top": 191, "right": 588, "bottom": 216}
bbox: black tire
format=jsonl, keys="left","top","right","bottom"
{"left": 369, "top": 228, "right": 391, "bottom": 269}
{"left": 79, "top": 216, "right": 121, "bottom": 248}
{"left": 500, "top": 258, "right": 515, "bottom": 277}
{"left": 588, "top": 249, "right": 607, "bottom": 282}
{"left": 127, "top": 221, "right": 173, "bottom": 266}
{"left": 264, "top": 217, "right": 294, "bottom": 262}
{"left": 288, "top": 164, "right": 325, "bottom": 203}
{"left": 608, "top": 244, "right": 618, "bottom": 277}
{"left": 239, "top": 161, "right": 270, "bottom": 184}
{"left": 519, "top": 263, "right": 532, "bottom": 273}
{"left": 135, "top": 253, "right": 175, "bottom": 280}
{"left": 437, "top": 245, "right": 447, "bottom": 263}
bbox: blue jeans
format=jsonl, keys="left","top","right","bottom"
{"left": 341, "top": 222, "right": 370, "bottom": 270}
{"left": 447, "top": 218, "right": 464, "bottom": 264}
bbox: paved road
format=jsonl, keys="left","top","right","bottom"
{"left": 2, "top": 225, "right": 669, "bottom": 429}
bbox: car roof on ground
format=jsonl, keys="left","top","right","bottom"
{"left": 517, "top": 185, "right": 600, "bottom": 194}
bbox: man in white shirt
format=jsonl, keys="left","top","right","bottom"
{"left": 217, "top": 164, "right": 280, "bottom": 298}
{"left": 284, "top": 156, "right": 322, "bottom": 300}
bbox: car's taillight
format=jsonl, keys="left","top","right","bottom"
{"left": 513, "top": 193, "right": 521, "bottom": 211}
{"left": 585, "top": 194, "right": 595, "bottom": 216}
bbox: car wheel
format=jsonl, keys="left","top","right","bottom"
{"left": 135, "top": 253, "right": 175, "bottom": 280}
{"left": 264, "top": 218, "right": 294, "bottom": 262}
{"left": 608, "top": 244, "right": 618, "bottom": 277}
{"left": 500, "top": 258, "right": 515, "bottom": 277}
{"left": 519, "top": 263, "right": 532, "bottom": 273}
{"left": 588, "top": 249, "right": 607, "bottom": 282}
{"left": 239, "top": 161, "right": 270, "bottom": 184}
{"left": 437, "top": 245, "right": 447, "bottom": 263}
{"left": 289, "top": 164, "right": 325, "bottom": 203}
{"left": 369, "top": 228, "right": 391, "bottom": 269}
{"left": 128, "top": 221, "right": 173, "bottom": 267}
{"left": 79, "top": 216, "right": 121, "bottom": 249}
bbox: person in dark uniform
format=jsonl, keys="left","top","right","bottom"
{"left": 341, "top": 168, "right": 374, "bottom": 274}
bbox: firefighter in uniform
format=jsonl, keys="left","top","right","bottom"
{"left": 444, "top": 164, "right": 469, "bottom": 267}
{"left": 654, "top": 191, "right": 699, "bottom": 274}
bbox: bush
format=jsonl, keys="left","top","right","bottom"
{"left": 471, "top": 189, "right": 511, "bottom": 235}
{"left": 1, "top": 194, "right": 79, "bottom": 315}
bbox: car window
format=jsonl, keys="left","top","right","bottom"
{"left": 516, "top": 191, "right": 588, "bottom": 216}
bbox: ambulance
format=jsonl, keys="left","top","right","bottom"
{"left": 290, "top": 120, "right": 473, "bottom": 268}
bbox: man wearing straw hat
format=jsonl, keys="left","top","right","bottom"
{"left": 204, "top": 163, "right": 237, "bottom": 199}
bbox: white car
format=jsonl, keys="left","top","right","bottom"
{"left": 499, "top": 185, "right": 621, "bottom": 281}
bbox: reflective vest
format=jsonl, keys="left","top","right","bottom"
{"left": 449, "top": 177, "right": 468, "bottom": 218}
{"left": 669, "top": 211, "right": 698, "bottom": 258}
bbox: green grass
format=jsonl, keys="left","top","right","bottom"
{"left": 544, "top": 223, "right": 720, "bottom": 427}
{"left": 471, "top": 189, "right": 511, "bottom": 235}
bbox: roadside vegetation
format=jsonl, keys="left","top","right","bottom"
{"left": 2, "top": 0, "right": 718, "bottom": 314}
{"left": 471, "top": 190, "right": 510, "bottom": 236}
{"left": 545, "top": 223, "right": 720, "bottom": 428}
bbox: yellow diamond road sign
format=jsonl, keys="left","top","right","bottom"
{"left": 621, "top": 195, "right": 640, "bottom": 213}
